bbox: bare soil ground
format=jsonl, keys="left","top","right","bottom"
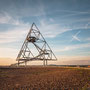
{"left": 0, "top": 66, "right": 90, "bottom": 90}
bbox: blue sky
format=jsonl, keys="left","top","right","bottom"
{"left": 0, "top": 0, "right": 90, "bottom": 65}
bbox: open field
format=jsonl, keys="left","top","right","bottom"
{"left": 0, "top": 66, "right": 90, "bottom": 90}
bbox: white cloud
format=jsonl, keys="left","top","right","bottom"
{"left": 38, "top": 17, "right": 90, "bottom": 38}
{"left": 0, "top": 8, "right": 89, "bottom": 41}
{"left": 86, "top": 38, "right": 90, "bottom": 41}
{"left": 84, "top": 37, "right": 90, "bottom": 42}
{"left": 0, "top": 12, "right": 29, "bottom": 25}
{"left": 55, "top": 43, "right": 90, "bottom": 52}
{"left": 0, "top": 25, "right": 30, "bottom": 43}
{"left": 56, "top": 9, "right": 90, "bottom": 19}
{"left": 0, "top": 12, "right": 32, "bottom": 44}
{"left": 39, "top": 19, "right": 70, "bottom": 38}
{"left": 70, "top": 31, "right": 81, "bottom": 42}
{"left": 49, "top": 18, "right": 54, "bottom": 22}
{"left": 0, "top": 18, "right": 64, "bottom": 44}
{"left": 0, "top": 47, "right": 18, "bottom": 58}
{"left": 0, "top": 12, "right": 11, "bottom": 24}
{"left": 0, "top": 16, "right": 88, "bottom": 44}
{"left": 0, "top": 0, "right": 46, "bottom": 18}
{"left": 85, "top": 22, "right": 90, "bottom": 29}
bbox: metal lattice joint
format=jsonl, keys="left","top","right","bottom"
{"left": 16, "top": 23, "right": 57, "bottom": 66}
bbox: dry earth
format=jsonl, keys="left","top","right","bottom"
{"left": 0, "top": 66, "right": 90, "bottom": 90}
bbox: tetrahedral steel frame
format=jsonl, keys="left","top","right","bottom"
{"left": 15, "top": 23, "right": 57, "bottom": 66}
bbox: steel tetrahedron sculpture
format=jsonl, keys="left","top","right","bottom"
{"left": 16, "top": 23, "right": 57, "bottom": 66}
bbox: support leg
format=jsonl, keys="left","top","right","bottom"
{"left": 46, "top": 60, "right": 48, "bottom": 66}
{"left": 18, "top": 60, "right": 19, "bottom": 66}
{"left": 43, "top": 60, "right": 45, "bottom": 66}
{"left": 25, "top": 61, "right": 27, "bottom": 67}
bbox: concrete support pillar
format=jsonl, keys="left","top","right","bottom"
{"left": 43, "top": 60, "right": 45, "bottom": 66}
{"left": 18, "top": 60, "right": 19, "bottom": 66}
{"left": 25, "top": 61, "right": 27, "bottom": 67}
{"left": 46, "top": 60, "right": 48, "bottom": 66}
{"left": 43, "top": 60, "right": 48, "bottom": 66}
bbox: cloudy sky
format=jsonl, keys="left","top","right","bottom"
{"left": 0, "top": 0, "right": 90, "bottom": 65}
